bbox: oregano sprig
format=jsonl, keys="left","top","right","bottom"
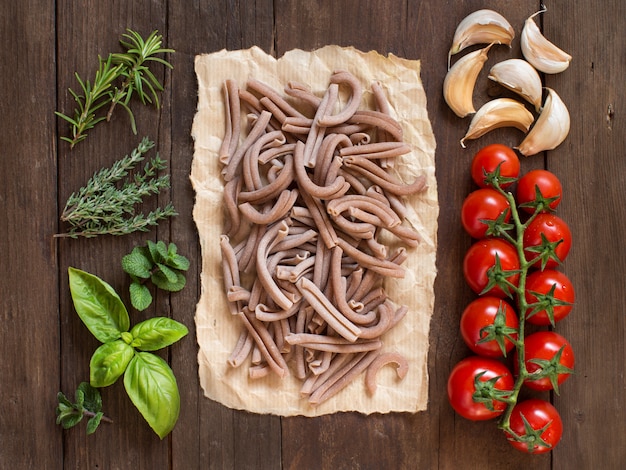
{"left": 56, "top": 137, "right": 177, "bottom": 238}
{"left": 56, "top": 382, "right": 112, "bottom": 435}
{"left": 56, "top": 29, "right": 174, "bottom": 148}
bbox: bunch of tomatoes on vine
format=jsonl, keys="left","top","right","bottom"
{"left": 447, "top": 143, "right": 575, "bottom": 454}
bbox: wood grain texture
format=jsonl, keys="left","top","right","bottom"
{"left": 0, "top": 0, "right": 624, "bottom": 468}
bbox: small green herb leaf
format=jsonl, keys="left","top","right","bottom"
{"left": 68, "top": 267, "right": 130, "bottom": 342}
{"left": 78, "top": 382, "right": 102, "bottom": 414}
{"left": 151, "top": 270, "right": 186, "bottom": 292}
{"left": 86, "top": 412, "right": 104, "bottom": 435}
{"left": 90, "top": 340, "right": 135, "bottom": 387}
{"left": 124, "top": 352, "right": 181, "bottom": 439}
{"left": 129, "top": 317, "right": 188, "bottom": 351}
{"left": 122, "top": 248, "right": 153, "bottom": 278}
{"left": 129, "top": 281, "right": 153, "bottom": 311}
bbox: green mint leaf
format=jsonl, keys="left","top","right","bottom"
{"left": 124, "top": 352, "right": 181, "bottom": 439}
{"left": 156, "top": 263, "right": 178, "bottom": 284}
{"left": 130, "top": 317, "right": 188, "bottom": 351}
{"left": 147, "top": 240, "right": 168, "bottom": 263}
{"left": 57, "top": 391, "right": 73, "bottom": 408}
{"left": 167, "top": 253, "right": 190, "bottom": 271}
{"left": 122, "top": 249, "right": 153, "bottom": 278}
{"left": 78, "top": 382, "right": 102, "bottom": 414}
{"left": 59, "top": 411, "right": 84, "bottom": 429}
{"left": 68, "top": 267, "right": 130, "bottom": 342}
{"left": 151, "top": 270, "right": 186, "bottom": 292}
{"left": 130, "top": 281, "right": 153, "bottom": 311}
{"left": 86, "top": 412, "right": 104, "bottom": 435}
{"left": 90, "top": 340, "right": 135, "bottom": 387}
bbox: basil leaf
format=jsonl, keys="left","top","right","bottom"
{"left": 90, "top": 340, "right": 135, "bottom": 387}
{"left": 68, "top": 267, "right": 130, "bottom": 342}
{"left": 124, "top": 352, "right": 180, "bottom": 439}
{"left": 129, "top": 317, "right": 188, "bottom": 351}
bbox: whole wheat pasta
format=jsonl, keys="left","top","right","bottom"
{"left": 217, "top": 71, "right": 427, "bottom": 405}
{"left": 364, "top": 352, "right": 409, "bottom": 395}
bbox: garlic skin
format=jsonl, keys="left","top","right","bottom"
{"left": 444, "top": 44, "right": 493, "bottom": 118}
{"left": 521, "top": 9, "right": 572, "bottom": 74}
{"left": 517, "top": 88, "right": 570, "bottom": 156}
{"left": 448, "top": 9, "right": 514, "bottom": 68}
{"left": 460, "top": 98, "right": 534, "bottom": 148}
{"left": 488, "top": 59, "right": 543, "bottom": 112}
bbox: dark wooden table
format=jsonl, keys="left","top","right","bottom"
{"left": 2, "top": 1, "right": 624, "bottom": 468}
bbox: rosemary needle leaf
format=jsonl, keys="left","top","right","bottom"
{"left": 56, "top": 137, "right": 177, "bottom": 238}
{"left": 56, "top": 29, "right": 174, "bottom": 148}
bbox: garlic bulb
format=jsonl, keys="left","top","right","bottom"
{"left": 448, "top": 9, "right": 514, "bottom": 68}
{"left": 521, "top": 9, "right": 572, "bottom": 74}
{"left": 517, "top": 88, "right": 570, "bottom": 156}
{"left": 461, "top": 98, "right": 534, "bottom": 148}
{"left": 488, "top": 59, "right": 543, "bottom": 112}
{"left": 444, "top": 44, "right": 493, "bottom": 118}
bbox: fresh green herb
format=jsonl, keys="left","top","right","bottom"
{"left": 122, "top": 240, "right": 190, "bottom": 311}
{"left": 68, "top": 267, "right": 188, "bottom": 439}
{"left": 56, "top": 137, "right": 177, "bottom": 238}
{"left": 56, "top": 29, "right": 174, "bottom": 148}
{"left": 56, "top": 382, "right": 112, "bottom": 434}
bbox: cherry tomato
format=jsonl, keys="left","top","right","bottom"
{"left": 516, "top": 169, "right": 562, "bottom": 214}
{"left": 525, "top": 269, "right": 575, "bottom": 325}
{"left": 471, "top": 144, "right": 520, "bottom": 188}
{"left": 516, "top": 331, "right": 574, "bottom": 392}
{"left": 463, "top": 238, "right": 520, "bottom": 297}
{"left": 505, "top": 399, "right": 563, "bottom": 453}
{"left": 460, "top": 296, "right": 519, "bottom": 357}
{"left": 447, "top": 356, "right": 514, "bottom": 421}
{"left": 461, "top": 188, "right": 511, "bottom": 239}
{"left": 523, "top": 213, "right": 572, "bottom": 269}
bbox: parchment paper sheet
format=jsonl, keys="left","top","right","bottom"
{"left": 190, "top": 46, "right": 438, "bottom": 416}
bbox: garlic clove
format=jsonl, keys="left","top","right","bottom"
{"left": 488, "top": 59, "right": 543, "bottom": 112}
{"left": 460, "top": 98, "right": 535, "bottom": 148}
{"left": 444, "top": 43, "right": 493, "bottom": 118}
{"left": 521, "top": 8, "right": 572, "bottom": 74}
{"left": 516, "top": 88, "right": 570, "bottom": 156}
{"left": 448, "top": 9, "right": 515, "bottom": 68}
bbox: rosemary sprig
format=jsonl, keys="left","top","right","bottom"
{"left": 56, "top": 137, "right": 177, "bottom": 238}
{"left": 56, "top": 29, "right": 174, "bottom": 148}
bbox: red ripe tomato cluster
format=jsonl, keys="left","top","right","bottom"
{"left": 448, "top": 144, "right": 576, "bottom": 454}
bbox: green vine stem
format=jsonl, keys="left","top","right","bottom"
{"left": 487, "top": 175, "right": 552, "bottom": 436}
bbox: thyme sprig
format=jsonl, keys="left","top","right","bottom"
{"left": 56, "top": 137, "right": 177, "bottom": 238}
{"left": 56, "top": 29, "right": 174, "bottom": 148}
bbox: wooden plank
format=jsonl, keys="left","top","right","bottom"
{"left": 0, "top": 0, "right": 62, "bottom": 467}
{"left": 545, "top": 2, "right": 626, "bottom": 468}
{"left": 166, "top": 1, "right": 280, "bottom": 469}
{"left": 55, "top": 1, "right": 173, "bottom": 468}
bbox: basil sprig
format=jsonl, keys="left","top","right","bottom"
{"left": 68, "top": 267, "right": 187, "bottom": 439}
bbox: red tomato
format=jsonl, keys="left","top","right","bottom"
{"left": 516, "top": 169, "right": 562, "bottom": 214}
{"left": 525, "top": 269, "right": 575, "bottom": 325}
{"left": 463, "top": 239, "right": 520, "bottom": 297}
{"left": 523, "top": 213, "right": 572, "bottom": 269}
{"left": 471, "top": 144, "right": 520, "bottom": 188}
{"left": 461, "top": 188, "right": 511, "bottom": 239}
{"left": 516, "top": 331, "right": 575, "bottom": 392}
{"left": 506, "top": 399, "right": 563, "bottom": 453}
{"left": 447, "top": 356, "right": 514, "bottom": 421}
{"left": 460, "top": 296, "right": 519, "bottom": 357}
